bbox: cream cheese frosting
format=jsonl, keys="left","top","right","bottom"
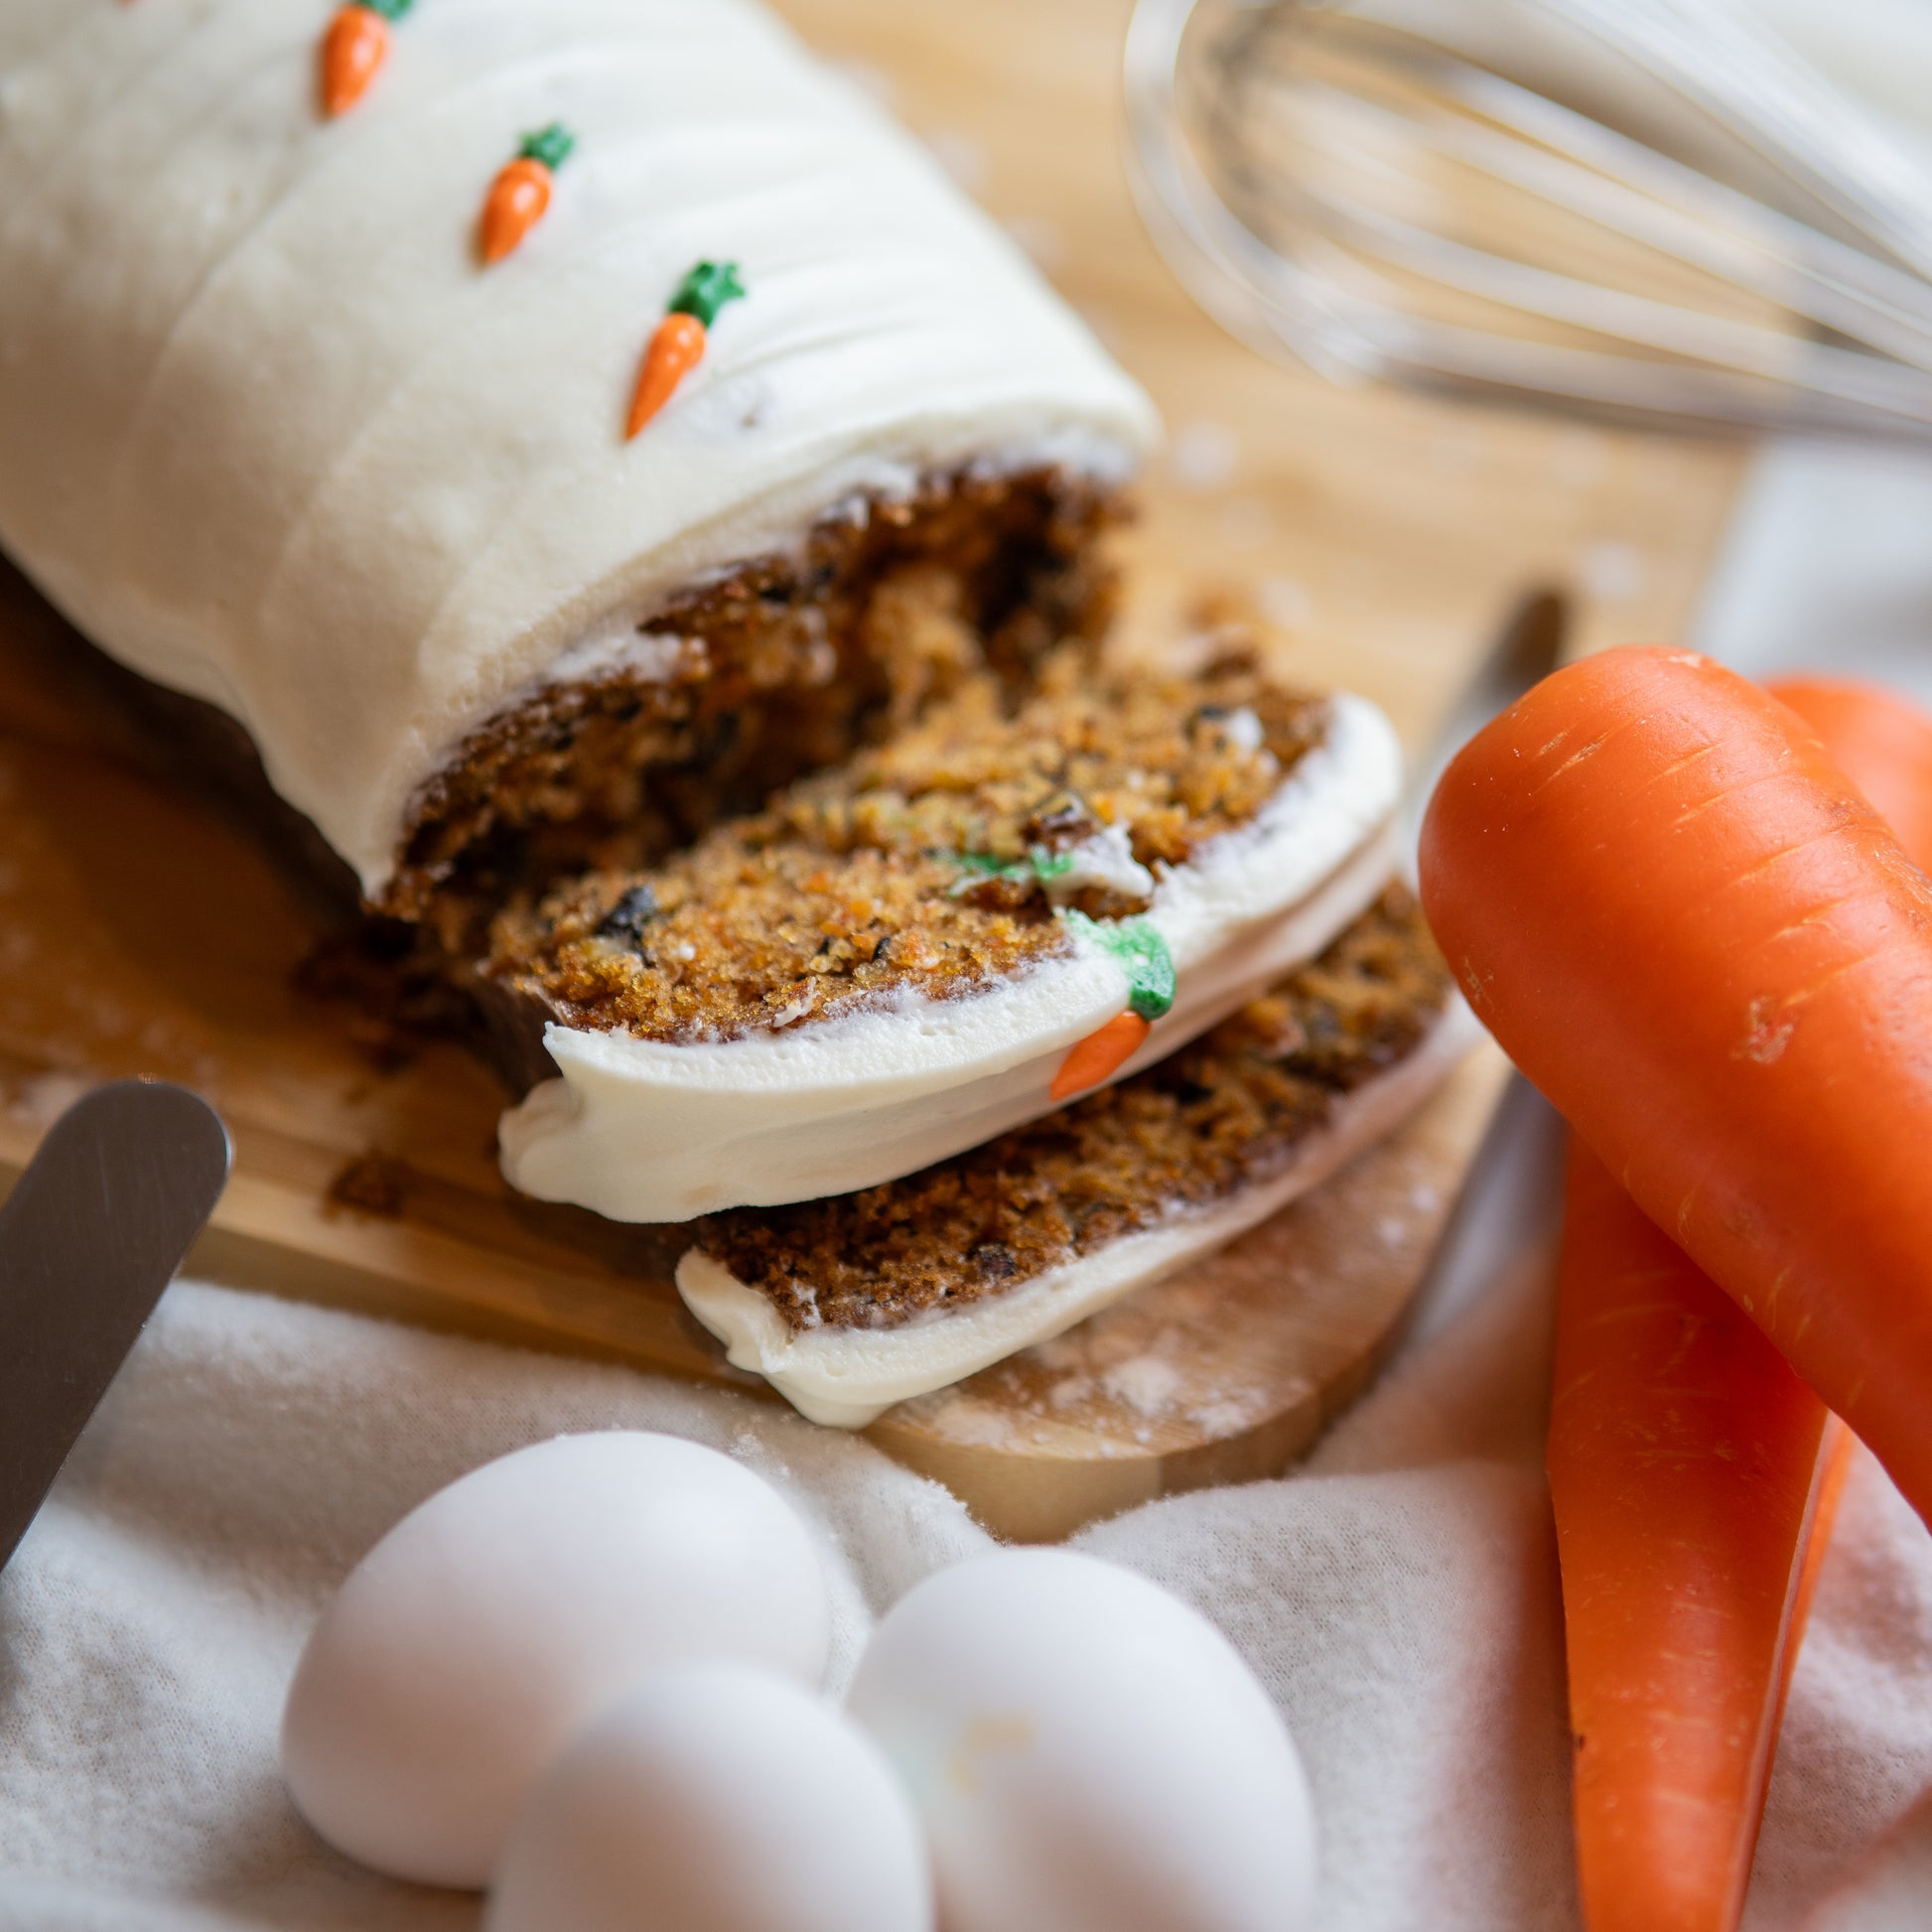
{"left": 497, "top": 694, "right": 1405, "bottom": 1222}
{"left": 0, "top": 0, "right": 1156, "bottom": 896}
{"left": 676, "top": 997, "right": 1480, "bottom": 1428}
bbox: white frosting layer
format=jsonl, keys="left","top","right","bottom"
{"left": 0, "top": 0, "right": 1156, "bottom": 895}
{"left": 677, "top": 997, "right": 1481, "bottom": 1428}
{"left": 498, "top": 694, "right": 1404, "bottom": 1222}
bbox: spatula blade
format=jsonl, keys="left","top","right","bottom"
{"left": 0, "top": 1080, "right": 230, "bottom": 1574}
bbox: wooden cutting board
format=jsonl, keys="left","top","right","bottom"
{"left": 0, "top": 0, "right": 1745, "bottom": 1542}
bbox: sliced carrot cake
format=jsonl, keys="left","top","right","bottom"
{"left": 0, "top": 0, "right": 1477, "bottom": 1423}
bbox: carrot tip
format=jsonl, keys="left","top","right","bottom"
{"left": 1049, "top": 1011, "right": 1151, "bottom": 1102}
{"left": 479, "top": 160, "right": 552, "bottom": 267}
{"left": 624, "top": 312, "right": 709, "bottom": 441}
{"left": 320, "top": 6, "right": 391, "bottom": 118}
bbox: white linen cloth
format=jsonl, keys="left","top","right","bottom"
{"left": 2, "top": 1078, "right": 1930, "bottom": 1932}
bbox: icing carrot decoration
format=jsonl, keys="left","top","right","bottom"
{"left": 625, "top": 260, "right": 746, "bottom": 439}
{"left": 1051, "top": 914, "right": 1174, "bottom": 1101}
{"left": 321, "top": 0, "right": 413, "bottom": 118}
{"left": 1050, "top": 1011, "right": 1150, "bottom": 1101}
{"left": 479, "top": 123, "right": 575, "bottom": 265}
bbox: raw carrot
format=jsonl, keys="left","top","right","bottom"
{"left": 321, "top": 0, "right": 411, "bottom": 119}
{"left": 1420, "top": 644, "right": 1932, "bottom": 1524}
{"left": 1049, "top": 1010, "right": 1150, "bottom": 1102}
{"left": 479, "top": 123, "right": 575, "bottom": 266}
{"left": 1550, "top": 663, "right": 1925, "bottom": 1930}
{"left": 1769, "top": 677, "right": 1932, "bottom": 872}
{"left": 624, "top": 259, "right": 745, "bottom": 439}
{"left": 1551, "top": 1136, "right": 1854, "bottom": 1932}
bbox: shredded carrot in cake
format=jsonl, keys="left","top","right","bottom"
{"left": 486, "top": 652, "right": 1327, "bottom": 1042}
{"left": 692, "top": 889, "right": 1449, "bottom": 1328}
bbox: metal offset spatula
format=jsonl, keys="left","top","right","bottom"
{"left": 0, "top": 1080, "right": 230, "bottom": 1575}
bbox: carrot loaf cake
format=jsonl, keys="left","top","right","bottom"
{"left": 0, "top": 0, "right": 1475, "bottom": 1410}
{"left": 676, "top": 890, "right": 1474, "bottom": 1425}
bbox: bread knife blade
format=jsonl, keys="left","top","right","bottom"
{"left": 0, "top": 1080, "right": 230, "bottom": 1575}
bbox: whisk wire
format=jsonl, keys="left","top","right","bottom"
{"left": 1127, "top": 0, "right": 1932, "bottom": 437}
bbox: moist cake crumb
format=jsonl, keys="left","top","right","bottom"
{"left": 692, "top": 887, "right": 1449, "bottom": 1329}
{"left": 327, "top": 1152, "right": 412, "bottom": 1219}
{"left": 388, "top": 467, "right": 1124, "bottom": 948}
{"left": 486, "top": 650, "right": 1327, "bottom": 1043}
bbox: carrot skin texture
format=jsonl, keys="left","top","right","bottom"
{"left": 1421, "top": 645, "right": 1932, "bottom": 1523}
{"left": 321, "top": 7, "right": 387, "bottom": 117}
{"left": 625, "top": 313, "right": 708, "bottom": 438}
{"left": 1551, "top": 1139, "right": 1851, "bottom": 1932}
{"left": 479, "top": 157, "right": 552, "bottom": 265}
{"left": 1769, "top": 677, "right": 1932, "bottom": 873}
{"left": 1049, "top": 1011, "right": 1151, "bottom": 1102}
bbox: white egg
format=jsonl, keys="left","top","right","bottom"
{"left": 281, "top": 1432, "right": 829, "bottom": 1888}
{"left": 846, "top": 1549, "right": 1317, "bottom": 1932}
{"left": 484, "top": 1666, "right": 934, "bottom": 1932}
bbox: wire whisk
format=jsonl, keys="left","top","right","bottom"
{"left": 1125, "top": 0, "right": 1932, "bottom": 438}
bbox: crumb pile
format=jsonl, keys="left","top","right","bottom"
{"left": 485, "top": 650, "right": 1326, "bottom": 1043}
{"left": 692, "top": 888, "right": 1450, "bottom": 1329}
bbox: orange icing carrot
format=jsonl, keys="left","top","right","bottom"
{"left": 625, "top": 260, "right": 745, "bottom": 439}
{"left": 321, "top": 0, "right": 413, "bottom": 119}
{"left": 1049, "top": 1011, "right": 1150, "bottom": 1102}
{"left": 479, "top": 124, "right": 575, "bottom": 266}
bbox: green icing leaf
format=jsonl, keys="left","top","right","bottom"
{"left": 519, "top": 122, "right": 577, "bottom": 172}
{"left": 668, "top": 259, "right": 747, "bottom": 329}
{"left": 946, "top": 847, "right": 1078, "bottom": 898}
{"left": 946, "top": 851, "right": 1017, "bottom": 897}
{"left": 1062, "top": 911, "right": 1175, "bottom": 1021}
{"left": 364, "top": 0, "right": 416, "bottom": 21}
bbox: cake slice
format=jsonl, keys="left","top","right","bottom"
{"left": 675, "top": 889, "right": 1471, "bottom": 1425}
{"left": 489, "top": 651, "right": 1403, "bottom": 1221}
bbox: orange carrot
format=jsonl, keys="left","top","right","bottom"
{"left": 480, "top": 160, "right": 550, "bottom": 264}
{"left": 1420, "top": 645, "right": 1932, "bottom": 1524}
{"left": 627, "top": 313, "right": 707, "bottom": 439}
{"left": 1049, "top": 1010, "right": 1150, "bottom": 1102}
{"left": 1551, "top": 1137, "right": 1854, "bottom": 1932}
{"left": 1770, "top": 677, "right": 1932, "bottom": 872}
{"left": 479, "top": 124, "right": 575, "bottom": 266}
{"left": 321, "top": 0, "right": 411, "bottom": 119}
{"left": 1549, "top": 665, "right": 1924, "bottom": 1931}
{"left": 625, "top": 260, "right": 745, "bottom": 439}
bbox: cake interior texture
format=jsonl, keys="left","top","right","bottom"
{"left": 389, "top": 467, "right": 1122, "bottom": 955}
{"left": 690, "top": 888, "right": 1450, "bottom": 1331}
{"left": 41, "top": 463, "right": 1148, "bottom": 1090}
{"left": 487, "top": 649, "right": 1327, "bottom": 1044}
